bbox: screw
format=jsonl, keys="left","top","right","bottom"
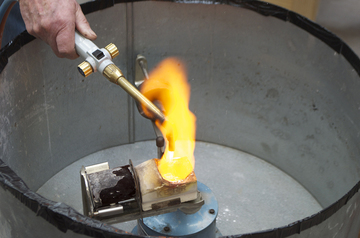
{"left": 209, "top": 209, "right": 215, "bottom": 214}
{"left": 156, "top": 136, "right": 165, "bottom": 147}
{"left": 164, "top": 226, "right": 170, "bottom": 232}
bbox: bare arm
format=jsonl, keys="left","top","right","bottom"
{"left": 19, "top": 0, "right": 97, "bottom": 59}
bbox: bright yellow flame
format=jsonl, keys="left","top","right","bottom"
{"left": 140, "top": 58, "right": 196, "bottom": 182}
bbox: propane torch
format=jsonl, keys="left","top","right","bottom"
{"left": 75, "top": 31, "right": 165, "bottom": 123}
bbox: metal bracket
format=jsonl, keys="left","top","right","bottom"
{"left": 80, "top": 161, "right": 205, "bottom": 224}
{"left": 80, "top": 162, "right": 110, "bottom": 217}
{"left": 135, "top": 54, "right": 165, "bottom": 158}
{"left": 135, "top": 54, "right": 149, "bottom": 87}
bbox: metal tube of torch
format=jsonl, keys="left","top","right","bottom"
{"left": 102, "top": 64, "right": 165, "bottom": 122}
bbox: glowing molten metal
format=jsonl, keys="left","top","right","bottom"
{"left": 140, "top": 58, "right": 196, "bottom": 182}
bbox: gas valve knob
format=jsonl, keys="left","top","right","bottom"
{"left": 105, "top": 43, "right": 119, "bottom": 59}
{"left": 78, "top": 61, "right": 93, "bottom": 77}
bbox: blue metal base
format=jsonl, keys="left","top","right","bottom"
{"left": 132, "top": 182, "right": 220, "bottom": 238}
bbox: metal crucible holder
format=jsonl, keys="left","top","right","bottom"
{"left": 80, "top": 159, "right": 204, "bottom": 224}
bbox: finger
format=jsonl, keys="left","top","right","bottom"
{"left": 55, "top": 23, "right": 78, "bottom": 59}
{"left": 75, "top": 3, "right": 96, "bottom": 40}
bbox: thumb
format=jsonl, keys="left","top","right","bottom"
{"left": 75, "top": 3, "right": 97, "bottom": 40}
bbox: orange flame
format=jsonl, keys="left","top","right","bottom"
{"left": 140, "top": 58, "right": 196, "bottom": 182}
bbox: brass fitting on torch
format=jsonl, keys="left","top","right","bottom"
{"left": 103, "top": 64, "right": 165, "bottom": 123}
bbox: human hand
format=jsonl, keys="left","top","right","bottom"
{"left": 19, "top": 0, "right": 97, "bottom": 59}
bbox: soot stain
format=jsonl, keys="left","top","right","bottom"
{"left": 99, "top": 166, "right": 136, "bottom": 206}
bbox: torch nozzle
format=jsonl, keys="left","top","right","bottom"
{"left": 103, "top": 64, "right": 166, "bottom": 123}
